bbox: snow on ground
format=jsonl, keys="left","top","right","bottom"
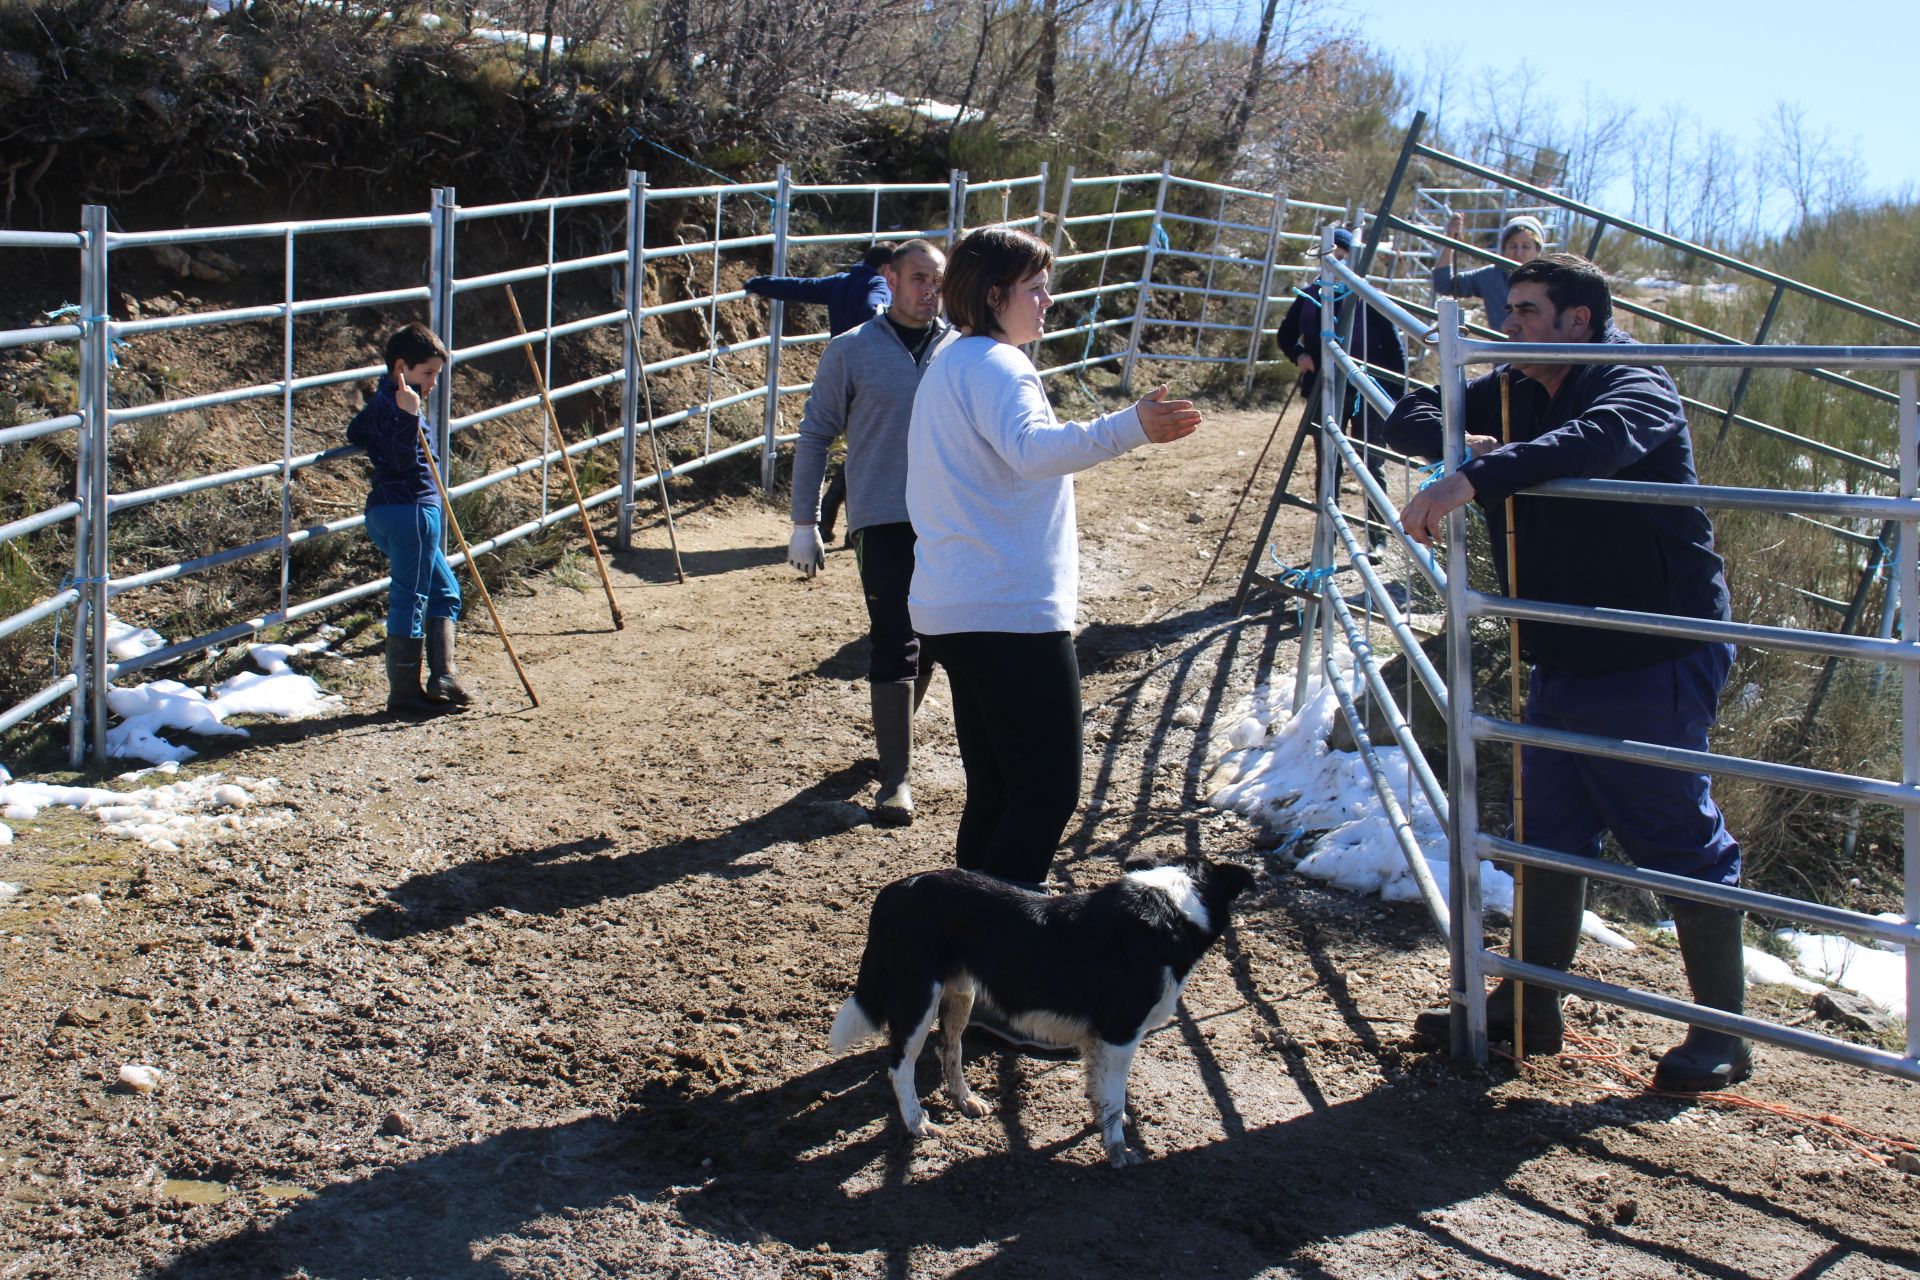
{"left": 103, "top": 635, "right": 344, "bottom": 764}
{"left": 0, "top": 630, "right": 344, "bottom": 863}
{"left": 1203, "top": 641, "right": 1909, "bottom": 1015}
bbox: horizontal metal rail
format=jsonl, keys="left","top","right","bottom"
{"left": 106, "top": 212, "right": 429, "bottom": 247}
{"left": 2, "top": 323, "right": 83, "bottom": 348}
{"left": 1474, "top": 713, "right": 1915, "bottom": 808}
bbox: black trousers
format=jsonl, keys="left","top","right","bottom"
{"left": 921, "top": 629, "right": 1082, "bottom": 885}
{"left": 852, "top": 523, "right": 920, "bottom": 685}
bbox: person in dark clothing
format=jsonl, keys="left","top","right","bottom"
{"left": 346, "top": 323, "right": 469, "bottom": 715}
{"left": 1274, "top": 226, "right": 1407, "bottom": 531}
{"left": 746, "top": 243, "right": 897, "bottom": 541}
{"left": 1390, "top": 254, "right": 1749, "bottom": 1094}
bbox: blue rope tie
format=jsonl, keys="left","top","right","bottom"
{"left": 45, "top": 303, "right": 123, "bottom": 366}
{"left": 624, "top": 130, "right": 775, "bottom": 203}
{"left": 1265, "top": 552, "right": 1336, "bottom": 594}
{"left": 1416, "top": 460, "right": 1449, "bottom": 491}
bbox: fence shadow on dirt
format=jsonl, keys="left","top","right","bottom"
{"left": 147, "top": 1043, "right": 1907, "bottom": 1280}
{"left": 356, "top": 762, "right": 873, "bottom": 940}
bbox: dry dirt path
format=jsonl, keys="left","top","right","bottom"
{"left": 2, "top": 402, "right": 1918, "bottom": 1279}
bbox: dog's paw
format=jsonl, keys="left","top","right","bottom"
{"left": 1105, "top": 1142, "right": 1145, "bottom": 1169}
{"left": 954, "top": 1095, "right": 991, "bottom": 1118}
{"left": 909, "top": 1117, "right": 947, "bottom": 1139}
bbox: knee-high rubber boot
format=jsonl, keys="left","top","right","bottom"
{"left": 871, "top": 681, "right": 915, "bottom": 827}
{"left": 1653, "top": 899, "right": 1752, "bottom": 1092}
{"left": 913, "top": 665, "right": 934, "bottom": 713}
{"left": 423, "top": 617, "right": 473, "bottom": 707}
{"left": 1415, "top": 868, "right": 1586, "bottom": 1054}
{"left": 385, "top": 635, "right": 434, "bottom": 715}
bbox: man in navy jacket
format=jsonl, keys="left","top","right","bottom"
{"left": 1390, "top": 254, "right": 1749, "bottom": 1093}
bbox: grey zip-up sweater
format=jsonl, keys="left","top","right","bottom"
{"left": 790, "top": 314, "right": 957, "bottom": 533}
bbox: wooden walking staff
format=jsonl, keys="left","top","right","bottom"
{"left": 415, "top": 421, "right": 541, "bottom": 708}
{"left": 1501, "top": 371, "right": 1530, "bottom": 1058}
{"left": 503, "top": 287, "right": 625, "bottom": 630}
{"left": 628, "top": 325, "right": 687, "bottom": 585}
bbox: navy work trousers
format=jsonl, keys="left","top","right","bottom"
{"left": 1519, "top": 642, "right": 1741, "bottom": 886}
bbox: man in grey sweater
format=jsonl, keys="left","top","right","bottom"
{"left": 787, "top": 240, "right": 955, "bottom": 826}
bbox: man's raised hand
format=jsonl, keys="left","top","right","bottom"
{"left": 1136, "top": 385, "right": 1201, "bottom": 444}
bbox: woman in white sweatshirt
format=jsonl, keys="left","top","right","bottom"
{"left": 906, "top": 225, "right": 1200, "bottom": 887}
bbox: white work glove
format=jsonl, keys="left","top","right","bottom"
{"left": 788, "top": 524, "right": 826, "bottom": 578}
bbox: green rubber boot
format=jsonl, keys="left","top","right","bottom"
{"left": 1415, "top": 868, "right": 1587, "bottom": 1054}
{"left": 871, "top": 681, "right": 914, "bottom": 827}
{"left": 385, "top": 635, "right": 434, "bottom": 715}
{"left": 1652, "top": 898, "right": 1752, "bottom": 1092}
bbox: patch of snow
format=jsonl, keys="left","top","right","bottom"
{"left": 1777, "top": 928, "right": 1907, "bottom": 1018}
{"left": 830, "top": 88, "right": 982, "bottom": 126}
{"left": 101, "top": 640, "right": 344, "bottom": 764}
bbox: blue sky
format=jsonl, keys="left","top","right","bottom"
{"left": 1336, "top": 0, "right": 1910, "bottom": 210}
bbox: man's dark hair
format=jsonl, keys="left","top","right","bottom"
{"left": 385, "top": 322, "right": 449, "bottom": 368}
{"left": 942, "top": 226, "right": 1052, "bottom": 337}
{"left": 1508, "top": 253, "right": 1612, "bottom": 340}
{"left": 862, "top": 241, "right": 897, "bottom": 270}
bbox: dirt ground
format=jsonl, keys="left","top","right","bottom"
{"left": 3, "top": 401, "right": 1919, "bottom": 1279}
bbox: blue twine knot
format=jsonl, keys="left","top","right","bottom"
{"left": 1417, "top": 460, "right": 1449, "bottom": 491}
{"left": 44, "top": 303, "right": 123, "bottom": 366}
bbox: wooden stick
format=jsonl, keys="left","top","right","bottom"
{"left": 1502, "top": 371, "right": 1527, "bottom": 1058}
{"left": 416, "top": 422, "right": 540, "bottom": 708}
{"left": 503, "top": 287, "right": 625, "bottom": 630}
{"left": 630, "top": 326, "right": 687, "bottom": 584}
{"left": 1199, "top": 378, "right": 1300, "bottom": 592}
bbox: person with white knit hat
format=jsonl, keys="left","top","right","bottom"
{"left": 1431, "top": 213, "right": 1547, "bottom": 328}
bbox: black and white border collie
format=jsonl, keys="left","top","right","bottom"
{"left": 828, "top": 856, "right": 1256, "bottom": 1167}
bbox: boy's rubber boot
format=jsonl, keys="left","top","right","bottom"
{"left": 385, "top": 636, "right": 435, "bottom": 715}
{"left": 1413, "top": 868, "right": 1587, "bottom": 1054}
{"left": 871, "top": 681, "right": 915, "bottom": 827}
{"left": 1652, "top": 899, "right": 1753, "bottom": 1092}
{"left": 423, "top": 617, "right": 474, "bottom": 707}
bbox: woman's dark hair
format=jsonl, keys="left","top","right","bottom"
{"left": 943, "top": 226, "right": 1053, "bottom": 336}
{"left": 384, "top": 322, "right": 449, "bottom": 368}
{"left": 861, "top": 241, "right": 897, "bottom": 270}
{"left": 1508, "top": 253, "right": 1613, "bottom": 340}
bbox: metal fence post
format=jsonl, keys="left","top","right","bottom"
{"left": 1033, "top": 161, "right": 1050, "bottom": 232}
{"left": 1899, "top": 368, "right": 1918, "bottom": 1058}
{"left": 945, "top": 170, "right": 962, "bottom": 247}
{"left": 428, "top": 185, "right": 457, "bottom": 542}
{"left": 618, "top": 170, "right": 645, "bottom": 552}
{"left": 1242, "top": 185, "right": 1289, "bottom": 394}
{"left": 1119, "top": 160, "right": 1171, "bottom": 395}
{"left": 1434, "top": 298, "right": 1487, "bottom": 1064}
{"left": 75, "top": 207, "right": 111, "bottom": 763}
{"left": 759, "top": 165, "right": 791, "bottom": 492}
{"left": 1292, "top": 224, "right": 1339, "bottom": 715}
{"left": 1048, "top": 165, "right": 1076, "bottom": 267}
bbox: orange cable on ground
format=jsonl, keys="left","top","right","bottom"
{"left": 1492, "top": 1028, "right": 1919, "bottom": 1169}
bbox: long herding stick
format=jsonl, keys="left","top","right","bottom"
{"left": 1501, "top": 372, "right": 1529, "bottom": 1059}
{"left": 1198, "top": 378, "right": 1300, "bottom": 592}
{"left": 503, "top": 288, "right": 625, "bottom": 629}
{"left": 415, "top": 420, "right": 540, "bottom": 708}
{"left": 628, "top": 326, "right": 687, "bottom": 584}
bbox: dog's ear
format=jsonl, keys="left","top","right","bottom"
{"left": 1120, "top": 851, "right": 1162, "bottom": 873}
{"left": 1205, "top": 860, "right": 1257, "bottom": 902}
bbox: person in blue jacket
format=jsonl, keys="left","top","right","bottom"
{"left": 1390, "top": 253, "right": 1750, "bottom": 1094}
{"left": 347, "top": 323, "right": 469, "bottom": 715}
{"left": 747, "top": 242, "right": 897, "bottom": 541}
{"left": 1430, "top": 213, "right": 1545, "bottom": 330}
{"left": 1274, "top": 226, "right": 1407, "bottom": 539}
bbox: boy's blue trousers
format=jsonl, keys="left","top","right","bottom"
{"left": 366, "top": 503, "right": 462, "bottom": 640}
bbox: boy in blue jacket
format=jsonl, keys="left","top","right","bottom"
{"left": 347, "top": 323, "right": 470, "bottom": 714}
